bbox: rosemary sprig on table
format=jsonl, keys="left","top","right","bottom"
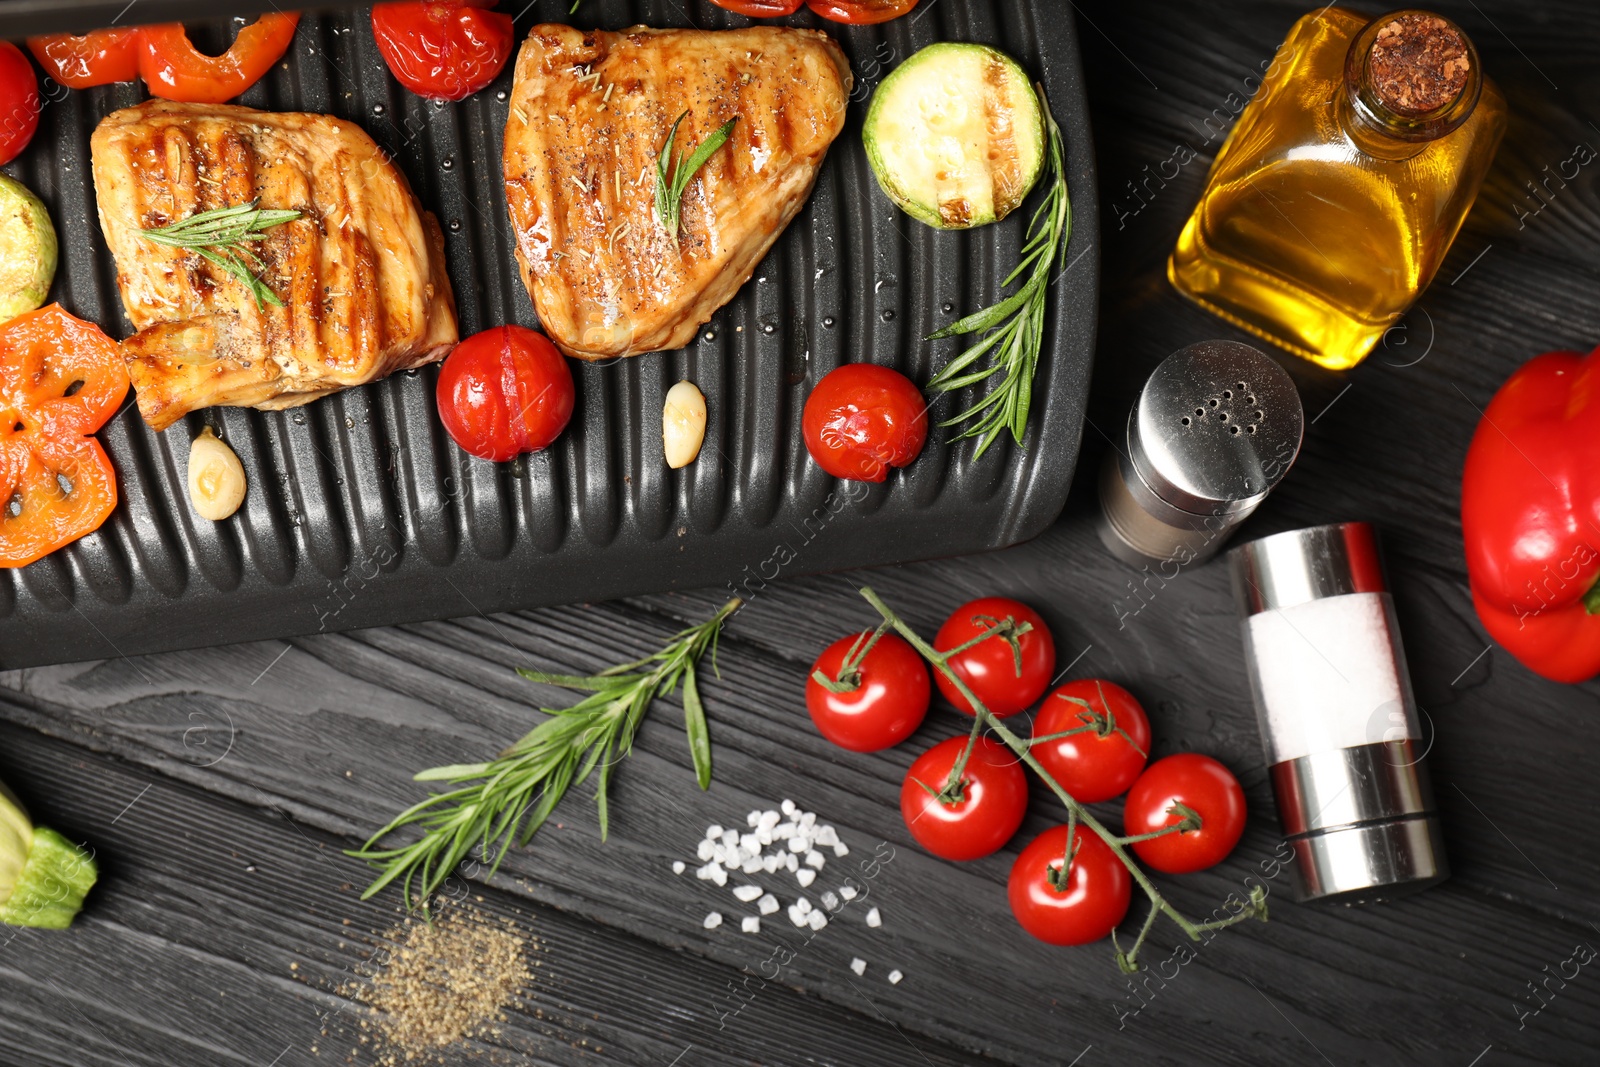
{"left": 655, "top": 110, "right": 738, "bottom": 238}
{"left": 350, "top": 597, "right": 740, "bottom": 910}
{"left": 927, "top": 84, "right": 1071, "bottom": 460}
{"left": 139, "top": 201, "right": 301, "bottom": 309}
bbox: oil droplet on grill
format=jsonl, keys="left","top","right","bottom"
{"left": 372, "top": 103, "right": 386, "bottom": 116}
{"left": 442, "top": 157, "right": 454, "bottom": 170}
{"left": 881, "top": 309, "right": 896, "bottom": 322}
{"left": 822, "top": 317, "right": 836, "bottom": 328}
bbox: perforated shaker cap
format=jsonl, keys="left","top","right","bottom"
{"left": 1127, "top": 340, "right": 1304, "bottom": 518}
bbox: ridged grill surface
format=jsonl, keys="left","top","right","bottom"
{"left": 0, "top": 0, "right": 1098, "bottom": 668}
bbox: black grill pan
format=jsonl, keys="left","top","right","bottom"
{"left": 0, "top": 0, "right": 1098, "bottom": 668}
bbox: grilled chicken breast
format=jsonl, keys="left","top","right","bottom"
{"left": 91, "top": 101, "right": 458, "bottom": 431}
{"left": 503, "top": 25, "right": 851, "bottom": 360}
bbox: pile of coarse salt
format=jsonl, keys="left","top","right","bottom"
{"left": 674, "top": 799, "right": 902, "bottom": 984}
{"left": 692, "top": 798, "right": 848, "bottom": 889}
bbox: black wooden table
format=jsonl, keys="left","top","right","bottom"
{"left": 3, "top": 1, "right": 1598, "bottom": 1064}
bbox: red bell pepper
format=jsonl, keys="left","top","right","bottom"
{"left": 28, "top": 28, "right": 142, "bottom": 89}
{"left": 1462, "top": 344, "right": 1600, "bottom": 683}
{"left": 137, "top": 14, "right": 300, "bottom": 104}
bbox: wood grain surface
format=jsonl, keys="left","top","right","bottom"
{"left": 4, "top": 1, "right": 1600, "bottom": 1065}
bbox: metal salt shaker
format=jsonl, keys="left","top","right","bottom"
{"left": 1230, "top": 522, "right": 1448, "bottom": 903}
{"left": 1097, "top": 340, "right": 1304, "bottom": 569}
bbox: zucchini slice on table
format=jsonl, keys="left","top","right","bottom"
{"left": 864, "top": 42, "right": 1046, "bottom": 230}
{"left": 0, "top": 779, "right": 96, "bottom": 929}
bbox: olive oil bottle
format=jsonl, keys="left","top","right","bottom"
{"left": 1169, "top": 8, "right": 1506, "bottom": 370}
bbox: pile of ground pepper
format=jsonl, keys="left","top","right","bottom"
{"left": 340, "top": 902, "right": 532, "bottom": 1065}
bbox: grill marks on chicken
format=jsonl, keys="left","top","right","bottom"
{"left": 91, "top": 101, "right": 458, "bottom": 431}
{"left": 503, "top": 25, "right": 852, "bottom": 361}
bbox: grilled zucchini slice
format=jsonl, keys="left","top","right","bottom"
{"left": 864, "top": 43, "right": 1045, "bottom": 230}
{"left": 0, "top": 175, "right": 55, "bottom": 323}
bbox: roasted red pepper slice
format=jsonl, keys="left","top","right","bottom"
{"left": 28, "top": 28, "right": 142, "bottom": 89}
{"left": 804, "top": 0, "right": 919, "bottom": 24}
{"left": 1462, "top": 344, "right": 1600, "bottom": 683}
{"left": 0, "top": 305, "right": 128, "bottom": 569}
{"left": 371, "top": 0, "right": 513, "bottom": 102}
{"left": 137, "top": 13, "right": 301, "bottom": 104}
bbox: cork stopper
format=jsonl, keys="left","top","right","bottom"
{"left": 1368, "top": 13, "right": 1470, "bottom": 114}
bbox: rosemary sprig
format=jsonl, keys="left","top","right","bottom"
{"left": 349, "top": 597, "right": 740, "bottom": 910}
{"left": 927, "top": 84, "right": 1071, "bottom": 460}
{"left": 654, "top": 110, "right": 738, "bottom": 238}
{"left": 139, "top": 201, "right": 302, "bottom": 309}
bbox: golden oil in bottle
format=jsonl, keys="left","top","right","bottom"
{"left": 1169, "top": 8, "right": 1506, "bottom": 370}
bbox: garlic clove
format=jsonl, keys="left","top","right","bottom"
{"left": 663, "top": 380, "right": 707, "bottom": 469}
{"left": 188, "top": 427, "right": 247, "bottom": 521}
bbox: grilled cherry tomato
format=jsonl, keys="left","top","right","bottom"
{"left": 1123, "top": 754, "right": 1247, "bottom": 875}
{"left": 436, "top": 325, "right": 575, "bottom": 462}
{"left": 708, "top": 0, "right": 805, "bottom": 14}
{"left": 1030, "top": 680, "right": 1150, "bottom": 803}
{"left": 0, "top": 43, "right": 40, "bottom": 167}
{"left": 28, "top": 28, "right": 141, "bottom": 89}
{"left": 371, "top": 0, "right": 514, "bottom": 102}
{"left": 802, "top": 364, "right": 927, "bottom": 483}
{"left": 900, "top": 735, "right": 1026, "bottom": 861}
{"left": 933, "top": 596, "right": 1055, "bottom": 717}
{"left": 807, "top": 631, "right": 929, "bottom": 752}
{"left": 804, "top": 0, "right": 920, "bottom": 23}
{"left": 137, "top": 14, "right": 300, "bottom": 104}
{"left": 0, "top": 305, "right": 129, "bottom": 568}
{"left": 1008, "top": 825, "right": 1131, "bottom": 946}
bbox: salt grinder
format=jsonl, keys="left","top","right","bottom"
{"left": 1230, "top": 523, "right": 1448, "bottom": 904}
{"left": 1097, "top": 340, "right": 1304, "bottom": 568}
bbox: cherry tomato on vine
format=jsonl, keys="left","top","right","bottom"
{"left": 807, "top": 631, "right": 929, "bottom": 752}
{"left": 436, "top": 325, "right": 575, "bottom": 462}
{"left": 1123, "top": 754, "right": 1247, "bottom": 874}
{"left": 900, "top": 735, "right": 1027, "bottom": 861}
{"left": 1030, "top": 680, "right": 1150, "bottom": 803}
{"left": 708, "top": 0, "right": 805, "bottom": 13}
{"left": 28, "top": 28, "right": 141, "bottom": 89}
{"left": 804, "top": 0, "right": 920, "bottom": 24}
{"left": 372, "top": 0, "right": 514, "bottom": 102}
{"left": 802, "top": 364, "right": 928, "bottom": 483}
{"left": 0, "top": 43, "right": 40, "bottom": 166}
{"left": 932, "top": 596, "right": 1055, "bottom": 717}
{"left": 138, "top": 14, "right": 300, "bottom": 104}
{"left": 1008, "top": 825, "right": 1131, "bottom": 946}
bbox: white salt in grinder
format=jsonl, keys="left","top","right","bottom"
{"left": 1097, "top": 340, "right": 1304, "bottom": 568}
{"left": 1230, "top": 522, "right": 1448, "bottom": 903}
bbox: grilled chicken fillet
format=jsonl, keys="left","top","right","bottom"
{"left": 91, "top": 101, "right": 458, "bottom": 431}
{"left": 503, "top": 25, "right": 851, "bottom": 360}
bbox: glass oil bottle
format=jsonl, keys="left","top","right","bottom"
{"left": 1168, "top": 8, "right": 1506, "bottom": 370}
